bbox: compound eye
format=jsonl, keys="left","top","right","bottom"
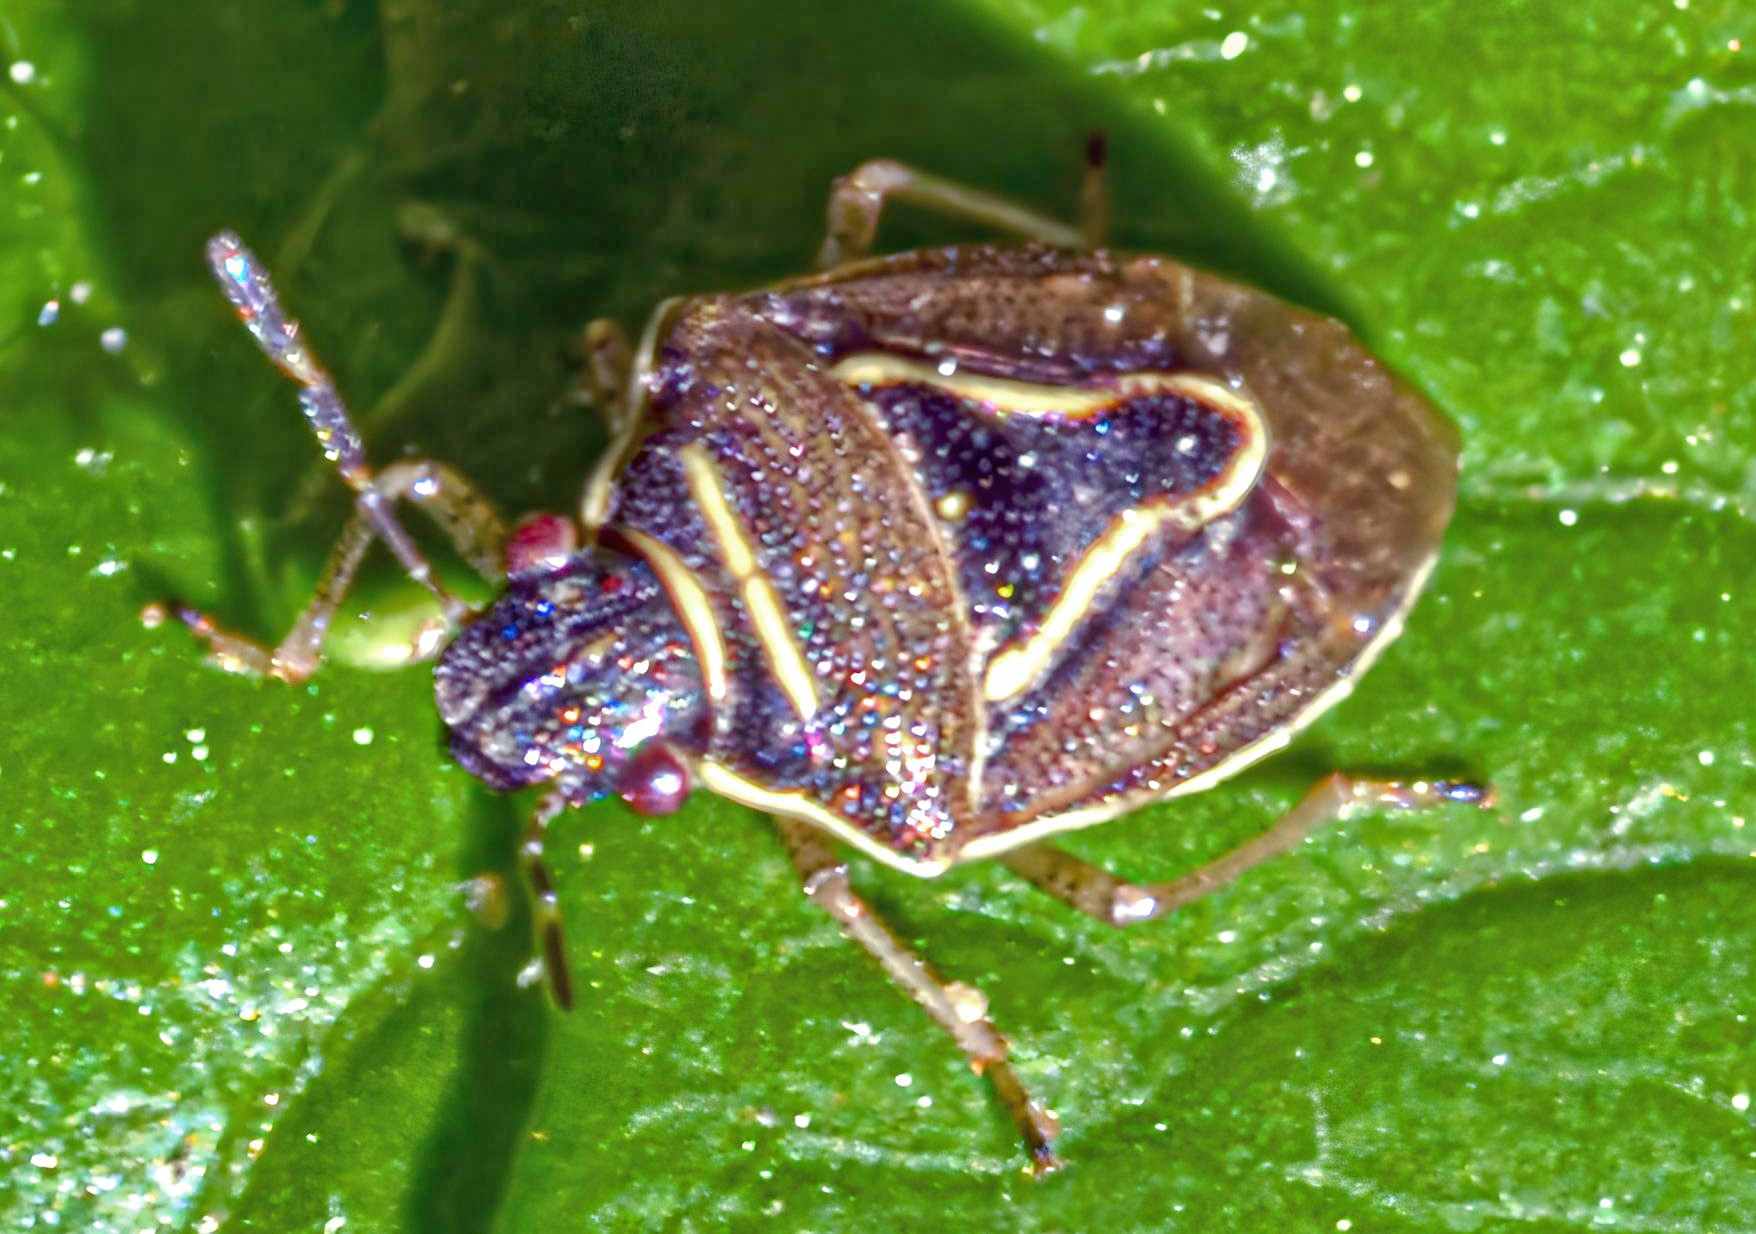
{"left": 616, "top": 740, "right": 692, "bottom": 817}
{"left": 505, "top": 512, "right": 578, "bottom": 575}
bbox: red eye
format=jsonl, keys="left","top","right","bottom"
{"left": 616, "top": 741, "right": 692, "bottom": 816}
{"left": 505, "top": 513, "right": 578, "bottom": 574}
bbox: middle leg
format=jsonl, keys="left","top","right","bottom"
{"left": 773, "top": 818, "right": 1062, "bottom": 1173}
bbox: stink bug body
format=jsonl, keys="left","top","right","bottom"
{"left": 149, "top": 149, "right": 1488, "bottom": 1172}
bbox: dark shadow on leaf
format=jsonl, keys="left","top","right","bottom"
{"left": 406, "top": 791, "right": 549, "bottom": 1234}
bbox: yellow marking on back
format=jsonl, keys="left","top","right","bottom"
{"left": 617, "top": 526, "right": 728, "bottom": 704}
{"left": 697, "top": 760, "right": 951, "bottom": 877}
{"left": 829, "top": 354, "right": 1270, "bottom": 700}
{"left": 830, "top": 355, "right": 1254, "bottom": 423}
{"left": 680, "top": 445, "right": 820, "bottom": 721}
{"left": 983, "top": 508, "right": 1167, "bottom": 701}
{"left": 981, "top": 400, "right": 1266, "bottom": 701}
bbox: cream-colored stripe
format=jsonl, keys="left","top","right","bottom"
{"left": 958, "top": 553, "right": 1441, "bottom": 862}
{"left": 680, "top": 445, "right": 820, "bottom": 721}
{"left": 983, "top": 397, "right": 1268, "bottom": 702}
{"left": 617, "top": 526, "right": 728, "bottom": 704}
{"left": 984, "top": 508, "right": 1161, "bottom": 701}
{"left": 830, "top": 354, "right": 1256, "bottom": 424}
{"left": 697, "top": 760, "right": 951, "bottom": 876}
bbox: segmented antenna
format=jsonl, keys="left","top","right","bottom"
{"left": 205, "top": 232, "right": 467, "bottom": 623}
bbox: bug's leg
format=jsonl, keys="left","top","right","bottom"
{"left": 817, "top": 159, "right": 1085, "bottom": 269}
{"left": 578, "top": 298, "right": 681, "bottom": 529}
{"left": 146, "top": 233, "right": 510, "bottom": 681}
{"left": 577, "top": 318, "right": 635, "bottom": 433}
{"left": 518, "top": 789, "right": 575, "bottom": 1010}
{"left": 145, "top": 458, "right": 508, "bottom": 681}
{"left": 1002, "top": 774, "right": 1495, "bottom": 927}
{"left": 1079, "top": 131, "right": 1110, "bottom": 248}
{"left": 773, "top": 818, "right": 1062, "bottom": 1174}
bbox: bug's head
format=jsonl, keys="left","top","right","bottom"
{"left": 435, "top": 528, "right": 709, "bottom": 814}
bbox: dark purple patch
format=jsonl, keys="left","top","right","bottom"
{"left": 865, "top": 383, "right": 1240, "bottom": 645}
{"left": 978, "top": 490, "right": 1308, "bottom": 823}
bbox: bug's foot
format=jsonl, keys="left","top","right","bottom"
{"left": 1023, "top": 1103, "right": 1064, "bottom": 1176}
{"left": 1362, "top": 776, "right": 1497, "bottom": 813}
{"left": 1031, "top": 1142, "right": 1065, "bottom": 1177}
{"left": 980, "top": 1051, "right": 1062, "bottom": 1175}
{"left": 141, "top": 599, "right": 311, "bottom": 682}
{"left": 1433, "top": 779, "right": 1496, "bottom": 809}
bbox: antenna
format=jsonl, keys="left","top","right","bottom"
{"left": 205, "top": 232, "right": 467, "bottom": 626}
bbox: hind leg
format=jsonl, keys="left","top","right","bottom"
{"left": 1002, "top": 773, "right": 1494, "bottom": 926}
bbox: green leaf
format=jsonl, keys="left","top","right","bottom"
{"left": 5, "top": 1, "right": 1753, "bottom": 1231}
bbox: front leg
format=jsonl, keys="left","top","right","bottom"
{"left": 772, "top": 819, "right": 1062, "bottom": 1174}
{"left": 145, "top": 457, "right": 508, "bottom": 681}
{"left": 576, "top": 318, "right": 635, "bottom": 434}
{"left": 148, "top": 234, "right": 513, "bottom": 681}
{"left": 1003, "top": 773, "right": 1494, "bottom": 927}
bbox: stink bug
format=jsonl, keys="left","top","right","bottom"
{"left": 147, "top": 146, "right": 1489, "bottom": 1173}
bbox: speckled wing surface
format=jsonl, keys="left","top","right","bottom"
{"left": 609, "top": 246, "right": 1457, "bottom": 872}
{"left": 754, "top": 246, "right": 1460, "bottom": 862}
{"left": 608, "top": 304, "right": 985, "bottom": 872}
